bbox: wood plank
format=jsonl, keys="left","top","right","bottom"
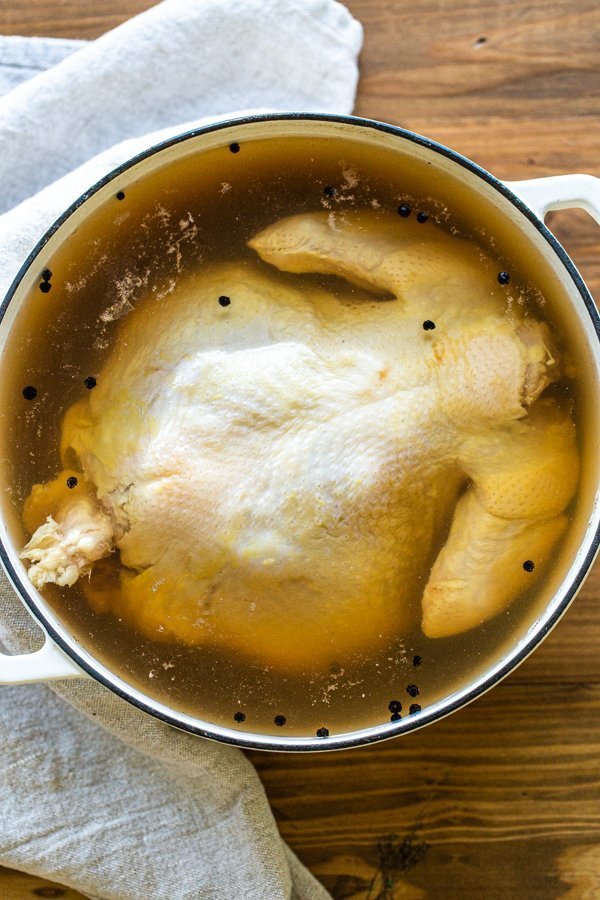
{"left": 247, "top": 683, "right": 600, "bottom": 899}
{"left": 0, "top": 1, "right": 151, "bottom": 39}
{"left": 351, "top": 0, "right": 600, "bottom": 121}
{"left": 0, "top": 867, "right": 83, "bottom": 898}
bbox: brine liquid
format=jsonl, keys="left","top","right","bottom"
{"left": 1, "top": 131, "right": 590, "bottom": 738}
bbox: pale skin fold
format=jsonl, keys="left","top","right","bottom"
{"left": 20, "top": 210, "right": 579, "bottom": 668}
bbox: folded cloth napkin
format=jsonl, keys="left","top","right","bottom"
{"left": 0, "top": 2, "right": 362, "bottom": 898}
{"left": 0, "top": 35, "right": 86, "bottom": 94}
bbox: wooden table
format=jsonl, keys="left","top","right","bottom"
{"left": 1, "top": 2, "right": 599, "bottom": 897}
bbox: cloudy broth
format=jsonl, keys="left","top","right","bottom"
{"left": 2, "top": 133, "right": 584, "bottom": 738}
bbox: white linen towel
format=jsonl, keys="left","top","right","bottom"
{"left": 0, "top": 35, "right": 86, "bottom": 95}
{"left": 0, "top": 1, "right": 363, "bottom": 897}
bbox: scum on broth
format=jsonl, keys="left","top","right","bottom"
{"left": 3, "top": 135, "right": 581, "bottom": 737}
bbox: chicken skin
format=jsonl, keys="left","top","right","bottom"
{"left": 21, "top": 210, "right": 578, "bottom": 668}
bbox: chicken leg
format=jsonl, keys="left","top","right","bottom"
{"left": 251, "top": 210, "right": 578, "bottom": 640}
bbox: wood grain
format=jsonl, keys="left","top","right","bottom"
{"left": 1, "top": 1, "right": 599, "bottom": 898}
{"left": 249, "top": 683, "right": 600, "bottom": 899}
{"left": 0, "top": 867, "right": 81, "bottom": 898}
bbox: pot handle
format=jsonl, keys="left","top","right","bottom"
{"left": 0, "top": 632, "right": 85, "bottom": 684}
{"left": 505, "top": 174, "right": 600, "bottom": 224}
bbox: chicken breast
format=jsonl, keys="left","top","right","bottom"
{"left": 21, "top": 210, "right": 578, "bottom": 668}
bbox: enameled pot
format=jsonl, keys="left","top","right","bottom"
{"left": 1, "top": 113, "right": 599, "bottom": 751}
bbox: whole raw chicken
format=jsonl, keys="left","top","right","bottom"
{"left": 21, "top": 210, "right": 578, "bottom": 669}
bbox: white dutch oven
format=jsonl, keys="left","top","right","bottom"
{"left": 0, "top": 114, "right": 599, "bottom": 751}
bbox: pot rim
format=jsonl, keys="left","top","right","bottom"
{"left": 1, "top": 111, "right": 599, "bottom": 752}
